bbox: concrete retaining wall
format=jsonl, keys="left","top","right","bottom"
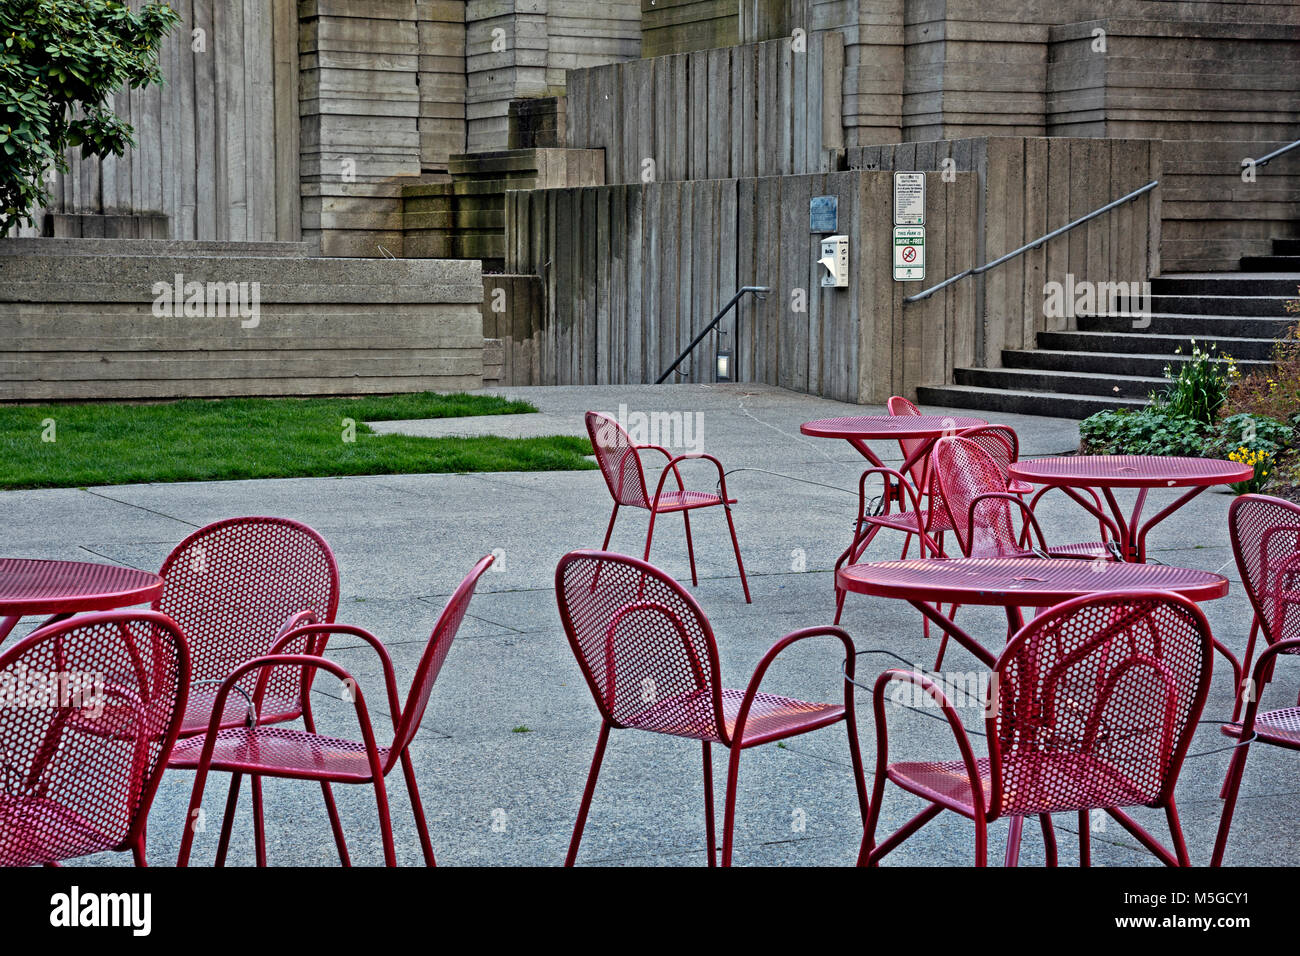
{"left": 0, "top": 242, "right": 484, "bottom": 401}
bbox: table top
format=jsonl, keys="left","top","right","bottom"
{"left": 800, "top": 415, "right": 987, "bottom": 441}
{"left": 0, "top": 558, "right": 164, "bottom": 618}
{"left": 837, "top": 556, "right": 1229, "bottom": 606}
{"left": 1008, "top": 455, "right": 1253, "bottom": 489}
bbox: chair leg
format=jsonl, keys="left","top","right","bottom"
{"left": 131, "top": 840, "right": 147, "bottom": 867}
{"left": 1211, "top": 742, "right": 1251, "bottom": 866}
{"left": 833, "top": 588, "right": 848, "bottom": 625}
{"left": 702, "top": 742, "right": 717, "bottom": 867}
{"left": 1233, "top": 618, "right": 1259, "bottom": 722}
{"left": 723, "top": 503, "right": 752, "bottom": 604}
{"left": 565, "top": 721, "right": 611, "bottom": 866}
{"left": 865, "top": 804, "right": 944, "bottom": 866}
{"left": 400, "top": 749, "right": 437, "bottom": 866}
{"left": 601, "top": 504, "right": 620, "bottom": 550}
{"left": 177, "top": 761, "right": 222, "bottom": 868}
{"left": 682, "top": 510, "right": 699, "bottom": 586}
{"left": 372, "top": 775, "right": 398, "bottom": 867}
{"left": 975, "top": 817, "right": 988, "bottom": 867}
{"left": 1004, "top": 815, "right": 1024, "bottom": 867}
{"left": 1039, "top": 815, "right": 1057, "bottom": 867}
{"left": 320, "top": 782, "right": 351, "bottom": 866}
{"left": 251, "top": 775, "right": 268, "bottom": 867}
{"left": 214, "top": 771, "right": 243, "bottom": 867}
{"left": 1078, "top": 809, "right": 1091, "bottom": 866}
{"left": 1166, "top": 802, "right": 1191, "bottom": 867}
{"left": 721, "top": 745, "right": 743, "bottom": 866}
{"left": 642, "top": 511, "right": 658, "bottom": 562}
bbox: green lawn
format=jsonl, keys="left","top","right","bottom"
{"left": 0, "top": 393, "right": 596, "bottom": 490}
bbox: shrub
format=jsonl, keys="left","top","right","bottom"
{"left": 1078, "top": 407, "right": 1214, "bottom": 457}
{"left": 1157, "top": 340, "right": 1232, "bottom": 425}
{"left": 1223, "top": 318, "right": 1300, "bottom": 424}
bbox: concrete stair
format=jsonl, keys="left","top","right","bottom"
{"left": 919, "top": 236, "right": 1300, "bottom": 418}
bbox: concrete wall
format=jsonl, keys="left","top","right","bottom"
{"left": 849, "top": 137, "right": 1162, "bottom": 364}
{"left": 25, "top": 0, "right": 302, "bottom": 243}
{"left": 565, "top": 31, "right": 844, "bottom": 183}
{"left": 503, "top": 171, "right": 980, "bottom": 403}
{"left": 466, "top": 0, "right": 641, "bottom": 152}
{"left": 0, "top": 242, "right": 484, "bottom": 400}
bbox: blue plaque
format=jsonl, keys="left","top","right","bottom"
{"left": 809, "top": 195, "right": 837, "bottom": 233}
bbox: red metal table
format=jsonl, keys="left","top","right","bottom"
{"left": 838, "top": 556, "right": 1229, "bottom": 668}
{"left": 1007, "top": 455, "right": 1253, "bottom": 562}
{"left": 0, "top": 558, "right": 165, "bottom": 644}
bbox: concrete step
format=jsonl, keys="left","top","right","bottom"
{"left": 1274, "top": 238, "right": 1300, "bottom": 256}
{"left": 1074, "top": 312, "right": 1294, "bottom": 337}
{"left": 1151, "top": 274, "right": 1300, "bottom": 297}
{"left": 1037, "top": 330, "right": 1276, "bottom": 360}
{"left": 955, "top": 366, "right": 1163, "bottom": 399}
{"left": 1241, "top": 255, "right": 1300, "bottom": 272}
{"left": 1139, "top": 294, "right": 1295, "bottom": 316}
{"left": 1003, "top": 349, "right": 1271, "bottom": 377}
{"left": 917, "top": 384, "right": 1143, "bottom": 419}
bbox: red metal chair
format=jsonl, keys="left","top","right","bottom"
{"left": 156, "top": 516, "right": 340, "bottom": 737}
{"left": 174, "top": 554, "right": 494, "bottom": 867}
{"left": 861, "top": 591, "right": 1214, "bottom": 867}
{"left": 585, "top": 412, "right": 750, "bottom": 603}
{"left": 1210, "top": 494, "right": 1300, "bottom": 865}
{"left": 887, "top": 395, "right": 931, "bottom": 501}
{"left": 556, "top": 549, "right": 868, "bottom": 866}
{"left": 0, "top": 611, "right": 189, "bottom": 867}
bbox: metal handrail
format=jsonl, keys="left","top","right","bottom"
{"left": 905, "top": 180, "right": 1159, "bottom": 303}
{"left": 655, "top": 286, "right": 770, "bottom": 384}
{"left": 1245, "top": 137, "right": 1300, "bottom": 169}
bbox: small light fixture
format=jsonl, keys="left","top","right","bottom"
{"left": 716, "top": 349, "right": 732, "bottom": 382}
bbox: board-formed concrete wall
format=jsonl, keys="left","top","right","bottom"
{"left": 24, "top": 0, "right": 302, "bottom": 244}
{"left": 503, "top": 171, "right": 980, "bottom": 404}
{"left": 0, "top": 242, "right": 483, "bottom": 400}
{"left": 565, "top": 31, "right": 844, "bottom": 183}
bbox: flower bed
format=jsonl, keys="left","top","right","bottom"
{"left": 1078, "top": 287, "right": 1300, "bottom": 499}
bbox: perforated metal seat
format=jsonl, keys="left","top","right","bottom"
{"left": 862, "top": 592, "right": 1213, "bottom": 867}
{"left": 176, "top": 556, "right": 493, "bottom": 868}
{"left": 170, "top": 725, "right": 392, "bottom": 782}
{"left": 1213, "top": 495, "right": 1300, "bottom": 865}
{"left": 180, "top": 686, "right": 300, "bottom": 736}
{"left": 586, "top": 412, "right": 750, "bottom": 602}
{"left": 557, "top": 550, "right": 868, "bottom": 866}
{"left": 623, "top": 687, "right": 844, "bottom": 745}
{"left": 0, "top": 611, "right": 189, "bottom": 868}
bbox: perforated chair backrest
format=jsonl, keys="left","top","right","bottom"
{"left": 0, "top": 611, "right": 189, "bottom": 866}
{"left": 1230, "top": 493, "right": 1300, "bottom": 648}
{"left": 156, "top": 517, "right": 339, "bottom": 710}
{"left": 933, "top": 436, "right": 1025, "bottom": 558}
{"left": 989, "top": 592, "right": 1212, "bottom": 818}
{"left": 956, "top": 425, "right": 1020, "bottom": 482}
{"left": 391, "top": 554, "right": 495, "bottom": 756}
{"left": 555, "top": 550, "right": 725, "bottom": 739}
{"left": 586, "top": 412, "right": 650, "bottom": 508}
{"left": 887, "top": 396, "right": 929, "bottom": 490}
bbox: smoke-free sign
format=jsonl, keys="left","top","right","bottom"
{"left": 893, "top": 226, "right": 925, "bottom": 281}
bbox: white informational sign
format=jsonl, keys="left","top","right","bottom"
{"left": 893, "top": 172, "right": 925, "bottom": 226}
{"left": 893, "top": 226, "right": 925, "bottom": 281}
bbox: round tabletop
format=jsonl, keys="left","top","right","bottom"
{"left": 837, "top": 556, "right": 1229, "bottom": 606}
{"left": 1008, "top": 455, "right": 1253, "bottom": 489}
{"left": 0, "top": 559, "right": 164, "bottom": 618}
{"left": 800, "top": 415, "right": 987, "bottom": 441}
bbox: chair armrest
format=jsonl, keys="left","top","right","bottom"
{"left": 649, "top": 452, "right": 733, "bottom": 509}
{"left": 729, "top": 626, "right": 856, "bottom": 748}
{"left": 192, "top": 653, "right": 390, "bottom": 778}
{"left": 870, "top": 668, "right": 988, "bottom": 821}
{"left": 1237, "top": 637, "right": 1300, "bottom": 736}
{"left": 268, "top": 624, "right": 403, "bottom": 731}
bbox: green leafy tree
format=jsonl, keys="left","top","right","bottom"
{"left": 0, "top": 0, "right": 178, "bottom": 235}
